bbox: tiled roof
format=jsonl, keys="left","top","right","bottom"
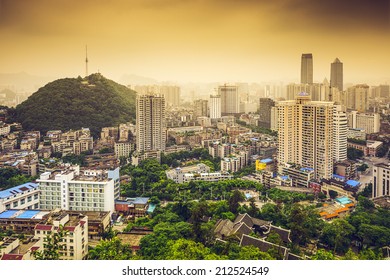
{"left": 234, "top": 213, "right": 254, "bottom": 228}
{"left": 35, "top": 224, "right": 53, "bottom": 231}
{"left": 240, "top": 234, "right": 288, "bottom": 259}
{"left": 214, "top": 219, "right": 234, "bottom": 239}
{"left": 1, "top": 254, "right": 23, "bottom": 260}
{"left": 266, "top": 225, "right": 292, "bottom": 243}
{"left": 64, "top": 226, "right": 76, "bottom": 232}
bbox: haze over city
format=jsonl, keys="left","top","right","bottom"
{"left": 0, "top": 0, "right": 389, "bottom": 84}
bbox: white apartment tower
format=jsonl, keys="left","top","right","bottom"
{"left": 219, "top": 84, "right": 240, "bottom": 115}
{"left": 333, "top": 105, "right": 348, "bottom": 162}
{"left": 209, "top": 94, "right": 221, "bottom": 119}
{"left": 136, "top": 94, "right": 166, "bottom": 152}
{"left": 277, "top": 93, "right": 334, "bottom": 180}
{"left": 373, "top": 163, "right": 390, "bottom": 199}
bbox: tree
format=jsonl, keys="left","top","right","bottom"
{"left": 165, "top": 239, "right": 221, "bottom": 260}
{"left": 329, "top": 190, "right": 338, "bottom": 199}
{"left": 32, "top": 226, "right": 68, "bottom": 260}
{"left": 237, "top": 245, "right": 274, "bottom": 260}
{"left": 319, "top": 219, "right": 355, "bottom": 254}
{"left": 88, "top": 237, "right": 134, "bottom": 260}
{"left": 347, "top": 147, "right": 364, "bottom": 160}
{"left": 311, "top": 249, "right": 336, "bottom": 260}
{"left": 228, "top": 190, "right": 244, "bottom": 214}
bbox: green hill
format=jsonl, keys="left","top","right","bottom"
{"left": 15, "top": 73, "right": 136, "bottom": 137}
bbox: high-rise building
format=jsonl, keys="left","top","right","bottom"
{"left": 136, "top": 94, "right": 166, "bottom": 152}
{"left": 301, "top": 53, "right": 313, "bottom": 84}
{"left": 209, "top": 94, "right": 221, "bottom": 119}
{"left": 277, "top": 93, "right": 334, "bottom": 180}
{"left": 347, "top": 84, "right": 369, "bottom": 112}
{"left": 194, "top": 99, "right": 209, "bottom": 117}
{"left": 133, "top": 85, "right": 180, "bottom": 107}
{"left": 333, "top": 105, "right": 348, "bottom": 162}
{"left": 330, "top": 58, "right": 343, "bottom": 91}
{"left": 347, "top": 111, "right": 380, "bottom": 134}
{"left": 219, "top": 84, "right": 240, "bottom": 115}
{"left": 258, "top": 98, "right": 275, "bottom": 128}
{"left": 372, "top": 163, "right": 390, "bottom": 199}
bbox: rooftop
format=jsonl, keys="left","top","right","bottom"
{"left": 0, "top": 210, "right": 50, "bottom": 220}
{"left": 0, "top": 182, "right": 38, "bottom": 199}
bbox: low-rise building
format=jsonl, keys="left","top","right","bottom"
{"left": 34, "top": 211, "right": 88, "bottom": 260}
{"left": 166, "top": 163, "right": 210, "bottom": 183}
{"left": 280, "top": 163, "right": 315, "bottom": 188}
{"left": 0, "top": 183, "right": 40, "bottom": 213}
{"left": 114, "top": 141, "right": 133, "bottom": 158}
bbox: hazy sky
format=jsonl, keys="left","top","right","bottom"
{"left": 0, "top": 0, "right": 389, "bottom": 84}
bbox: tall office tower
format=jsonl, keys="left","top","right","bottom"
{"left": 333, "top": 105, "right": 348, "bottom": 162}
{"left": 347, "top": 84, "right": 369, "bottom": 112}
{"left": 330, "top": 58, "right": 343, "bottom": 91}
{"left": 277, "top": 93, "right": 334, "bottom": 180}
{"left": 372, "top": 84, "right": 390, "bottom": 98}
{"left": 372, "top": 163, "right": 390, "bottom": 199}
{"left": 209, "top": 94, "right": 221, "bottom": 119}
{"left": 270, "top": 106, "right": 278, "bottom": 131}
{"left": 194, "top": 99, "right": 209, "bottom": 117}
{"left": 136, "top": 94, "right": 166, "bottom": 152}
{"left": 258, "top": 98, "right": 275, "bottom": 128}
{"left": 301, "top": 53, "right": 313, "bottom": 84}
{"left": 219, "top": 84, "right": 240, "bottom": 115}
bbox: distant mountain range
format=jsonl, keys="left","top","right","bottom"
{"left": 0, "top": 72, "right": 56, "bottom": 92}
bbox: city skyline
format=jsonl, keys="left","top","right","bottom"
{"left": 0, "top": 0, "right": 389, "bottom": 85}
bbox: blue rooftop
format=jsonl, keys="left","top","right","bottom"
{"left": 333, "top": 174, "right": 345, "bottom": 180}
{"left": 260, "top": 158, "right": 273, "bottom": 164}
{"left": 15, "top": 210, "right": 40, "bottom": 219}
{"left": 245, "top": 193, "right": 252, "bottom": 199}
{"left": 346, "top": 180, "right": 360, "bottom": 188}
{"left": 133, "top": 197, "right": 150, "bottom": 205}
{"left": 0, "top": 182, "right": 38, "bottom": 199}
{"left": 0, "top": 210, "right": 18, "bottom": 219}
{"left": 147, "top": 204, "right": 156, "bottom": 214}
{"left": 336, "top": 196, "right": 352, "bottom": 205}
{"left": 281, "top": 175, "right": 289, "bottom": 180}
{"left": 300, "top": 167, "right": 314, "bottom": 172}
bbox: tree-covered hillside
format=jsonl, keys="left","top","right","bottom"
{"left": 14, "top": 73, "right": 136, "bottom": 137}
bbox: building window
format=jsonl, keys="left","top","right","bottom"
{"left": 13, "top": 201, "right": 18, "bottom": 207}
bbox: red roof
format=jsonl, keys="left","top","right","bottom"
{"left": 64, "top": 226, "right": 76, "bottom": 232}
{"left": 80, "top": 221, "right": 86, "bottom": 226}
{"left": 30, "top": 246, "right": 40, "bottom": 252}
{"left": 35, "top": 224, "right": 53, "bottom": 231}
{"left": 1, "top": 254, "right": 23, "bottom": 260}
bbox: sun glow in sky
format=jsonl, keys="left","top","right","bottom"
{"left": 0, "top": 0, "right": 389, "bottom": 84}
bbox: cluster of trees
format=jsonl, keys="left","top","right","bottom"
{"left": 13, "top": 74, "right": 136, "bottom": 137}
{"left": 89, "top": 198, "right": 275, "bottom": 260}
{"left": 120, "top": 158, "right": 263, "bottom": 200}
{"left": 347, "top": 147, "right": 364, "bottom": 160}
{"left": 0, "top": 168, "right": 36, "bottom": 191}
{"left": 161, "top": 148, "right": 221, "bottom": 171}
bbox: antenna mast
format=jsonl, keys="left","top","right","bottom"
{"left": 85, "top": 45, "right": 88, "bottom": 77}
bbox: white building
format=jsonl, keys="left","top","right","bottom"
{"left": 37, "top": 166, "right": 120, "bottom": 213}
{"left": 347, "top": 111, "right": 380, "bottom": 134}
{"left": 114, "top": 141, "right": 133, "bottom": 158}
{"left": 166, "top": 163, "right": 210, "bottom": 183}
{"left": 0, "top": 122, "right": 11, "bottom": 136}
{"left": 373, "top": 163, "right": 390, "bottom": 199}
{"left": 333, "top": 105, "right": 348, "bottom": 162}
{"left": 182, "top": 172, "right": 233, "bottom": 183}
{"left": 34, "top": 211, "right": 88, "bottom": 260}
{"left": 209, "top": 94, "right": 221, "bottom": 119}
{"left": 0, "top": 183, "right": 40, "bottom": 213}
